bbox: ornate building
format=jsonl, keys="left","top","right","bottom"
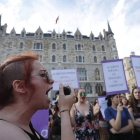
{"left": 0, "top": 16, "right": 118, "bottom": 102}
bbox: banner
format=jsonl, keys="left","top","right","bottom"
{"left": 51, "top": 69, "right": 80, "bottom": 91}
{"left": 130, "top": 55, "right": 140, "bottom": 90}
{"left": 31, "top": 109, "right": 49, "bottom": 139}
{"left": 102, "top": 59, "right": 129, "bottom": 95}
{"left": 97, "top": 96, "right": 107, "bottom": 120}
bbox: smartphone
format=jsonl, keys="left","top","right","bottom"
{"left": 56, "top": 86, "right": 71, "bottom": 96}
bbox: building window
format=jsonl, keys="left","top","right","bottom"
{"left": 95, "top": 68, "right": 100, "bottom": 80}
{"left": 52, "top": 55, "right": 56, "bottom": 62}
{"left": 8, "top": 42, "right": 12, "bottom": 50}
{"left": 95, "top": 84, "right": 103, "bottom": 94}
{"left": 52, "top": 43, "right": 56, "bottom": 50}
{"left": 84, "top": 84, "right": 92, "bottom": 93}
{"left": 63, "top": 55, "right": 66, "bottom": 62}
{"left": 129, "top": 61, "right": 132, "bottom": 67}
{"left": 94, "top": 56, "right": 97, "bottom": 63}
{"left": 75, "top": 45, "right": 77, "bottom": 50}
{"left": 78, "top": 44, "right": 81, "bottom": 50}
{"left": 63, "top": 44, "right": 66, "bottom": 50}
{"left": 79, "top": 56, "right": 82, "bottom": 62}
{"left": 77, "top": 68, "right": 87, "bottom": 81}
{"left": 20, "top": 42, "right": 23, "bottom": 50}
{"left": 34, "top": 43, "right": 43, "bottom": 50}
{"left": 76, "top": 56, "right": 84, "bottom": 62}
{"left": 22, "top": 32, "right": 24, "bottom": 37}
{"left": 76, "top": 56, "right": 78, "bottom": 62}
{"left": 93, "top": 45, "right": 96, "bottom": 51}
{"left": 103, "top": 56, "right": 106, "bottom": 60}
{"left": 102, "top": 45, "right": 105, "bottom": 51}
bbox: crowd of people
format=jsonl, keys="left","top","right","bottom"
{"left": 0, "top": 51, "right": 139, "bottom": 140}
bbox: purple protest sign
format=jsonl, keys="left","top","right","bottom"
{"left": 102, "top": 59, "right": 129, "bottom": 95}
{"left": 31, "top": 109, "right": 49, "bottom": 139}
{"left": 51, "top": 69, "right": 80, "bottom": 91}
{"left": 130, "top": 55, "right": 140, "bottom": 90}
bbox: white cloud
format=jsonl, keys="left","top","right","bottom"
{"left": 0, "top": 0, "right": 140, "bottom": 59}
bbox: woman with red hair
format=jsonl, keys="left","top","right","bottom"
{"left": 0, "top": 52, "right": 76, "bottom": 140}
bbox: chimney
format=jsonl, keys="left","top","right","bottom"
{"left": 131, "top": 52, "right": 135, "bottom": 55}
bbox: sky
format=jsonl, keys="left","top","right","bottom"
{"left": 0, "top": 0, "right": 140, "bottom": 59}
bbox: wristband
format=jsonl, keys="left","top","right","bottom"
{"left": 60, "top": 109, "right": 70, "bottom": 115}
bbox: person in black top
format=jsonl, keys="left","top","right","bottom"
{"left": 128, "top": 87, "right": 140, "bottom": 140}
{"left": 50, "top": 96, "right": 61, "bottom": 140}
{"left": 0, "top": 52, "right": 54, "bottom": 140}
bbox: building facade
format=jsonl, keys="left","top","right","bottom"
{"left": 123, "top": 52, "right": 137, "bottom": 99}
{"left": 0, "top": 16, "right": 119, "bottom": 102}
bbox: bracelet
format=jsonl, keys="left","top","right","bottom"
{"left": 60, "top": 109, "right": 70, "bottom": 115}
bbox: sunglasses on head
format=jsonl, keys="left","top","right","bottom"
{"left": 80, "top": 93, "right": 87, "bottom": 96}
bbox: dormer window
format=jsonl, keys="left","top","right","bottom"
{"left": 22, "top": 32, "right": 24, "bottom": 37}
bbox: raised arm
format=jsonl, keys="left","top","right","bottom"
{"left": 128, "top": 107, "right": 140, "bottom": 128}
{"left": 58, "top": 84, "right": 76, "bottom": 140}
{"left": 93, "top": 103, "right": 101, "bottom": 116}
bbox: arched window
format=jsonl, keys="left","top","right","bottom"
{"left": 84, "top": 84, "right": 92, "bottom": 93}
{"left": 77, "top": 68, "right": 87, "bottom": 81}
{"left": 79, "top": 56, "right": 82, "bottom": 62}
{"left": 20, "top": 42, "right": 23, "bottom": 50}
{"left": 103, "top": 56, "right": 106, "bottom": 60}
{"left": 102, "top": 45, "right": 105, "bottom": 51}
{"left": 78, "top": 44, "right": 81, "bottom": 50}
{"left": 52, "top": 55, "right": 56, "bottom": 62}
{"left": 95, "top": 84, "right": 103, "bottom": 94}
{"left": 63, "top": 44, "right": 66, "bottom": 50}
{"left": 93, "top": 45, "right": 96, "bottom": 51}
{"left": 52, "top": 43, "right": 56, "bottom": 50}
{"left": 95, "top": 68, "right": 100, "bottom": 80}
{"left": 94, "top": 56, "right": 97, "bottom": 62}
{"left": 63, "top": 55, "right": 66, "bottom": 62}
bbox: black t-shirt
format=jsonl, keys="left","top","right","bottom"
{"left": 133, "top": 107, "right": 140, "bottom": 119}
{"left": 49, "top": 109, "right": 52, "bottom": 115}
{"left": 52, "top": 116, "right": 61, "bottom": 135}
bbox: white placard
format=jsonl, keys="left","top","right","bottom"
{"left": 102, "top": 60, "right": 128, "bottom": 95}
{"left": 98, "top": 96, "right": 108, "bottom": 120}
{"left": 51, "top": 69, "right": 80, "bottom": 91}
{"left": 131, "top": 56, "right": 140, "bottom": 89}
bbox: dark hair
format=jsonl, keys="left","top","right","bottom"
{"left": 99, "top": 91, "right": 106, "bottom": 97}
{"left": 0, "top": 51, "right": 38, "bottom": 107}
{"left": 105, "top": 94, "right": 117, "bottom": 107}
{"left": 130, "top": 86, "right": 139, "bottom": 116}
{"left": 93, "top": 99, "right": 97, "bottom": 106}
{"left": 54, "top": 102, "right": 59, "bottom": 116}
{"left": 121, "top": 97, "right": 128, "bottom": 106}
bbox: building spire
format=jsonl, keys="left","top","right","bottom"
{"left": 107, "top": 21, "right": 113, "bottom": 35}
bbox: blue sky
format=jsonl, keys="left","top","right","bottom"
{"left": 0, "top": 0, "right": 140, "bottom": 58}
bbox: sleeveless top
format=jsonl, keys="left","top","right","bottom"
{"left": 0, "top": 119, "right": 45, "bottom": 140}
{"left": 74, "top": 104, "right": 98, "bottom": 140}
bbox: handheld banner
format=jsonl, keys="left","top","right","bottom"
{"left": 51, "top": 69, "right": 80, "bottom": 91}
{"left": 130, "top": 55, "right": 140, "bottom": 90}
{"left": 102, "top": 59, "right": 129, "bottom": 95}
{"left": 31, "top": 109, "right": 49, "bottom": 139}
{"left": 98, "top": 96, "right": 107, "bottom": 120}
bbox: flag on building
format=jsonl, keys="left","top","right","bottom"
{"left": 56, "top": 16, "right": 59, "bottom": 24}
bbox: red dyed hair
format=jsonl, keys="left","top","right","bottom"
{"left": 0, "top": 51, "right": 38, "bottom": 107}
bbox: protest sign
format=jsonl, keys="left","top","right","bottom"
{"left": 102, "top": 60, "right": 129, "bottom": 95}
{"left": 51, "top": 69, "right": 80, "bottom": 91}
{"left": 130, "top": 55, "right": 140, "bottom": 90}
{"left": 31, "top": 109, "right": 49, "bottom": 139}
{"left": 98, "top": 96, "right": 107, "bottom": 120}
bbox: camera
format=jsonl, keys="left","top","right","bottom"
{"left": 56, "top": 86, "right": 71, "bottom": 96}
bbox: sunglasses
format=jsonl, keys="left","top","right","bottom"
{"left": 80, "top": 93, "right": 87, "bottom": 96}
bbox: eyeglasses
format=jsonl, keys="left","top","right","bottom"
{"left": 80, "top": 93, "right": 87, "bottom": 96}
{"left": 8, "top": 71, "right": 50, "bottom": 92}
{"left": 21, "top": 71, "right": 50, "bottom": 82}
